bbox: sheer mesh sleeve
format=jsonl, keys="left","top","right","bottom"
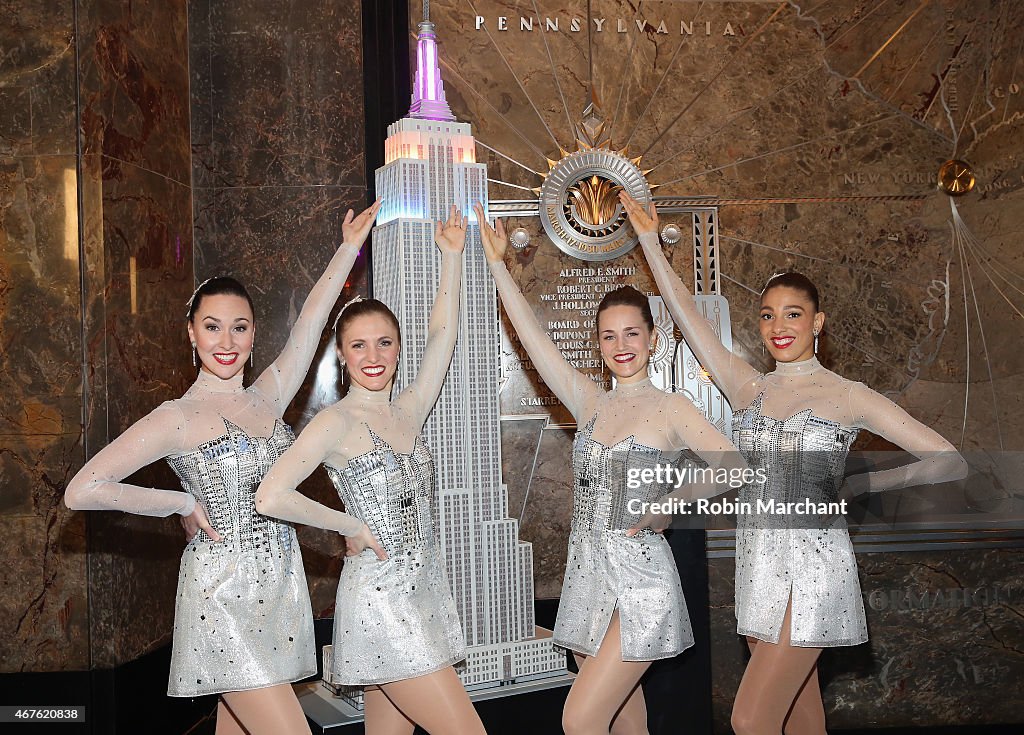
{"left": 847, "top": 382, "right": 969, "bottom": 493}
{"left": 253, "top": 241, "right": 361, "bottom": 412}
{"left": 639, "top": 231, "right": 761, "bottom": 404}
{"left": 254, "top": 409, "right": 363, "bottom": 535}
{"left": 393, "top": 250, "right": 462, "bottom": 427}
{"left": 64, "top": 403, "right": 195, "bottom": 517}
{"left": 664, "top": 395, "right": 750, "bottom": 501}
{"left": 489, "top": 260, "right": 601, "bottom": 421}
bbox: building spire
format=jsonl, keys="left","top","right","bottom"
{"left": 408, "top": 13, "right": 455, "bottom": 121}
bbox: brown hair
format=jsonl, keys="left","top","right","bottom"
{"left": 187, "top": 277, "right": 255, "bottom": 323}
{"left": 333, "top": 298, "right": 401, "bottom": 344}
{"left": 761, "top": 272, "right": 820, "bottom": 312}
{"left": 596, "top": 286, "right": 654, "bottom": 332}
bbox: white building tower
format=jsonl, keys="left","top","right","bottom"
{"left": 369, "top": 15, "right": 566, "bottom": 689}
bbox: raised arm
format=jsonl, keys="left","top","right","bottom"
{"left": 475, "top": 203, "right": 601, "bottom": 421}
{"left": 255, "top": 409, "right": 385, "bottom": 559}
{"left": 393, "top": 206, "right": 465, "bottom": 426}
{"left": 65, "top": 403, "right": 194, "bottom": 517}
{"left": 620, "top": 193, "right": 760, "bottom": 405}
{"left": 253, "top": 200, "right": 381, "bottom": 411}
{"left": 844, "top": 383, "right": 969, "bottom": 495}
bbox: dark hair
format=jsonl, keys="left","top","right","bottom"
{"left": 333, "top": 298, "right": 401, "bottom": 344}
{"left": 596, "top": 286, "right": 655, "bottom": 332}
{"left": 187, "top": 277, "right": 255, "bottom": 323}
{"left": 760, "top": 272, "right": 820, "bottom": 312}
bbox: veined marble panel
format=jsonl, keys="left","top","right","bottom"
{"left": 189, "top": 0, "right": 365, "bottom": 189}
{"left": 77, "top": 0, "right": 191, "bottom": 184}
{"left": 0, "top": 153, "right": 87, "bottom": 672}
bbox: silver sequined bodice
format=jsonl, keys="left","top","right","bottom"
{"left": 325, "top": 429, "right": 436, "bottom": 558}
{"left": 167, "top": 418, "right": 297, "bottom": 557}
{"left": 571, "top": 415, "right": 687, "bottom": 539}
{"left": 733, "top": 393, "right": 859, "bottom": 520}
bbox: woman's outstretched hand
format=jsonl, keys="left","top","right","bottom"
{"left": 473, "top": 202, "right": 508, "bottom": 264}
{"left": 434, "top": 205, "right": 468, "bottom": 254}
{"left": 342, "top": 199, "right": 383, "bottom": 247}
{"left": 619, "top": 192, "right": 659, "bottom": 236}
{"left": 344, "top": 522, "right": 388, "bottom": 561}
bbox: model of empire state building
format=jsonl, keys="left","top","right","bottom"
{"left": 368, "top": 19, "right": 568, "bottom": 692}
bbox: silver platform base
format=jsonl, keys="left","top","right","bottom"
{"left": 298, "top": 672, "right": 576, "bottom": 730}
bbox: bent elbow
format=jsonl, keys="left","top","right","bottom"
{"left": 253, "top": 487, "right": 272, "bottom": 515}
{"left": 63, "top": 481, "right": 88, "bottom": 511}
{"left": 254, "top": 484, "right": 282, "bottom": 517}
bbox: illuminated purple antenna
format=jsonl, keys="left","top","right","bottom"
{"left": 408, "top": 2, "right": 454, "bottom": 122}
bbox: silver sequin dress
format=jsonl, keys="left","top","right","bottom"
{"left": 165, "top": 418, "right": 316, "bottom": 695}
{"left": 554, "top": 416, "right": 695, "bottom": 661}
{"left": 325, "top": 429, "right": 465, "bottom": 685}
{"left": 732, "top": 393, "right": 867, "bottom": 647}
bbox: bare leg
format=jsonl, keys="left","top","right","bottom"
{"left": 364, "top": 686, "right": 415, "bottom": 735}
{"left": 220, "top": 684, "right": 312, "bottom": 735}
{"left": 377, "top": 666, "right": 485, "bottom": 735}
{"left": 563, "top": 611, "right": 653, "bottom": 735}
{"left": 215, "top": 699, "right": 246, "bottom": 735}
{"left": 731, "top": 603, "right": 824, "bottom": 735}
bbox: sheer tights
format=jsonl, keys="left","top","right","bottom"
{"left": 216, "top": 684, "right": 311, "bottom": 735}
{"left": 563, "top": 611, "right": 652, "bottom": 735}
{"left": 361, "top": 667, "right": 485, "bottom": 735}
{"left": 731, "top": 601, "right": 825, "bottom": 735}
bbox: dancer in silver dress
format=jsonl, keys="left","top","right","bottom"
{"left": 64, "top": 200, "right": 382, "bottom": 735}
{"left": 475, "top": 203, "right": 746, "bottom": 735}
{"left": 621, "top": 192, "right": 969, "bottom": 735}
{"left": 256, "top": 207, "right": 485, "bottom": 735}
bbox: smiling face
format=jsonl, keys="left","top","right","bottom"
{"left": 337, "top": 312, "right": 401, "bottom": 393}
{"left": 758, "top": 285, "right": 825, "bottom": 363}
{"left": 597, "top": 304, "right": 653, "bottom": 384}
{"left": 186, "top": 293, "right": 255, "bottom": 380}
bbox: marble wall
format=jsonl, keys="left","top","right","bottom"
{"left": 189, "top": 0, "right": 369, "bottom": 614}
{"left": 0, "top": 0, "right": 195, "bottom": 672}
{"left": 0, "top": 1, "right": 87, "bottom": 673}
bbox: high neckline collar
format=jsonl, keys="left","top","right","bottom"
{"left": 772, "top": 355, "right": 824, "bottom": 376}
{"left": 345, "top": 380, "right": 393, "bottom": 405}
{"left": 613, "top": 376, "right": 653, "bottom": 395}
{"left": 193, "top": 368, "right": 245, "bottom": 394}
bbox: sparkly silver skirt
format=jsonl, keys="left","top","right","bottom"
{"left": 735, "top": 525, "right": 868, "bottom": 647}
{"left": 554, "top": 530, "right": 694, "bottom": 661}
{"left": 330, "top": 546, "right": 466, "bottom": 685}
{"left": 168, "top": 528, "right": 316, "bottom": 696}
